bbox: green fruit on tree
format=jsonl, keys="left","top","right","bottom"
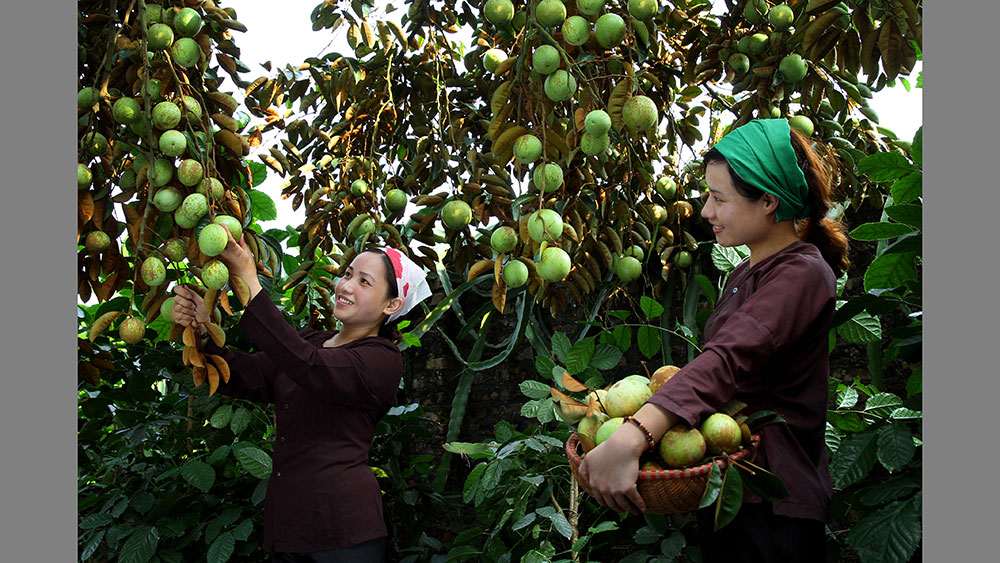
{"left": 160, "top": 297, "right": 176, "bottom": 323}
{"left": 491, "top": 226, "right": 519, "bottom": 253}
{"left": 502, "top": 260, "right": 529, "bottom": 287}
{"left": 162, "top": 238, "right": 187, "bottom": 262}
{"left": 605, "top": 377, "right": 652, "bottom": 417}
{"left": 577, "top": 0, "right": 605, "bottom": 17}
{"left": 743, "top": 0, "right": 768, "bottom": 25}
{"left": 655, "top": 175, "right": 677, "bottom": 199}
{"left": 537, "top": 246, "right": 571, "bottom": 281}
{"left": 561, "top": 16, "right": 591, "bottom": 46}
{"left": 153, "top": 186, "right": 183, "bottom": 212}
{"left": 594, "top": 417, "right": 625, "bottom": 445}
{"left": 441, "top": 200, "right": 473, "bottom": 230}
{"left": 584, "top": 109, "right": 612, "bottom": 136}
{"left": 768, "top": 4, "right": 794, "bottom": 30}
{"left": 142, "top": 78, "right": 163, "bottom": 102}
{"left": 112, "top": 97, "right": 141, "bottom": 124}
{"left": 649, "top": 203, "right": 668, "bottom": 224}
{"left": 535, "top": 0, "right": 567, "bottom": 27}
{"left": 778, "top": 53, "right": 808, "bottom": 83}
{"left": 700, "top": 412, "right": 742, "bottom": 455}
{"left": 181, "top": 95, "right": 203, "bottom": 124}
{"left": 528, "top": 209, "right": 563, "bottom": 242}
{"left": 728, "top": 52, "right": 750, "bottom": 75}
{"left": 173, "top": 7, "right": 203, "bottom": 37}
{"left": 198, "top": 177, "right": 225, "bottom": 200}
{"left": 141, "top": 256, "right": 167, "bottom": 287}
{"left": 147, "top": 23, "right": 174, "bottom": 51}
{"left": 78, "top": 87, "right": 100, "bottom": 110}
{"left": 616, "top": 255, "right": 642, "bottom": 283}
{"left": 201, "top": 259, "right": 230, "bottom": 291}
{"left": 747, "top": 32, "right": 769, "bottom": 56}
{"left": 580, "top": 131, "right": 610, "bottom": 156}
{"left": 674, "top": 250, "right": 692, "bottom": 268}
{"left": 622, "top": 95, "right": 658, "bottom": 131}
{"left": 213, "top": 215, "right": 243, "bottom": 241}
{"left": 173, "top": 209, "right": 199, "bottom": 229}
{"left": 119, "top": 317, "right": 146, "bottom": 344}
{"left": 482, "top": 48, "right": 507, "bottom": 73}
{"left": 351, "top": 178, "right": 369, "bottom": 196}
{"left": 85, "top": 231, "right": 111, "bottom": 253}
{"left": 532, "top": 45, "right": 560, "bottom": 75}
{"left": 511, "top": 10, "right": 527, "bottom": 30}
{"left": 658, "top": 425, "right": 707, "bottom": 468}
{"left": 198, "top": 223, "right": 230, "bottom": 257}
{"left": 81, "top": 132, "right": 109, "bottom": 157}
{"left": 129, "top": 116, "right": 150, "bottom": 137}
{"left": 513, "top": 134, "right": 543, "bottom": 164}
{"left": 177, "top": 159, "right": 204, "bottom": 187}
{"left": 352, "top": 215, "right": 375, "bottom": 238}
{"left": 180, "top": 193, "right": 208, "bottom": 221}
{"left": 148, "top": 158, "right": 174, "bottom": 187}
{"left": 170, "top": 37, "right": 201, "bottom": 68}
{"left": 595, "top": 13, "right": 626, "bottom": 49}
{"left": 78, "top": 163, "right": 92, "bottom": 189}
{"left": 159, "top": 130, "right": 187, "bottom": 157}
{"left": 628, "top": 0, "right": 658, "bottom": 21}
{"left": 533, "top": 162, "right": 564, "bottom": 193}
{"left": 788, "top": 115, "right": 814, "bottom": 137}
{"left": 152, "top": 101, "right": 182, "bottom": 130}
{"left": 385, "top": 188, "right": 408, "bottom": 212}
{"left": 484, "top": 0, "right": 515, "bottom": 24}
{"left": 624, "top": 244, "right": 644, "bottom": 261}
{"left": 543, "top": 69, "right": 577, "bottom": 102}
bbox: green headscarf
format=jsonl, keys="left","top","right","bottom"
{"left": 712, "top": 119, "right": 810, "bottom": 222}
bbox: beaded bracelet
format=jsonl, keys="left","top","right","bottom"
{"left": 623, "top": 415, "right": 656, "bottom": 450}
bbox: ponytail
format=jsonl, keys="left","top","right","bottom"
{"left": 787, "top": 128, "right": 850, "bottom": 277}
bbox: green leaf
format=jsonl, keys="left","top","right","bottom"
{"left": 890, "top": 407, "right": 921, "bottom": 421}
{"left": 637, "top": 326, "right": 660, "bottom": 358}
{"left": 80, "top": 529, "right": 104, "bottom": 561}
{"left": 511, "top": 512, "right": 536, "bottom": 531}
{"left": 119, "top": 525, "right": 158, "bottom": 563}
{"left": 837, "top": 311, "right": 882, "bottom": 344}
{"left": 546, "top": 511, "right": 573, "bottom": 540}
{"left": 611, "top": 325, "right": 632, "bottom": 353}
{"left": 232, "top": 443, "right": 273, "bottom": 479}
{"left": 207, "top": 531, "right": 235, "bottom": 563}
{"left": 446, "top": 545, "right": 481, "bottom": 562}
{"left": 247, "top": 161, "right": 267, "bottom": 188}
{"left": 180, "top": 460, "right": 215, "bottom": 492}
{"left": 858, "top": 472, "right": 922, "bottom": 506}
{"left": 694, "top": 274, "right": 717, "bottom": 307}
{"left": 233, "top": 519, "right": 254, "bottom": 541}
{"left": 830, "top": 431, "right": 878, "bottom": 489}
{"left": 884, "top": 203, "right": 922, "bottom": 229}
{"left": 714, "top": 465, "right": 744, "bottom": 530}
{"left": 699, "top": 462, "right": 723, "bottom": 508}
{"left": 737, "top": 463, "right": 789, "bottom": 502}
{"left": 857, "top": 152, "right": 918, "bottom": 182}
{"left": 905, "top": 366, "right": 922, "bottom": 397}
{"left": 845, "top": 498, "right": 921, "bottom": 563}
{"left": 588, "top": 520, "right": 619, "bottom": 534}
{"left": 462, "top": 463, "right": 487, "bottom": 503}
{"left": 551, "top": 332, "right": 571, "bottom": 363}
{"left": 130, "top": 491, "right": 155, "bottom": 514}
{"left": 590, "top": 343, "right": 623, "bottom": 371}
{"left": 864, "top": 252, "right": 917, "bottom": 292}
{"left": 248, "top": 190, "right": 277, "bottom": 221}
{"left": 911, "top": 127, "right": 922, "bottom": 167}
{"left": 229, "top": 407, "right": 251, "bottom": 435}
{"left": 660, "top": 531, "right": 686, "bottom": 559}
{"left": 640, "top": 296, "right": 664, "bottom": 320}
{"left": 849, "top": 222, "right": 915, "bottom": 241}
{"left": 877, "top": 423, "right": 916, "bottom": 472}
{"left": 207, "top": 445, "right": 231, "bottom": 465}
{"left": 837, "top": 387, "right": 859, "bottom": 409}
{"left": 865, "top": 392, "right": 904, "bottom": 418}
{"left": 828, "top": 411, "right": 866, "bottom": 433}
{"left": 443, "top": 441, "right": 495, "bottom": 458}
{"left": 210, "top": 404, "right": 234, "bottom": 428}
{"left": 566, "top": 338, "right": 595, "bottom": 375}
{"left": 826, "top": 422, "right": 845, "bottom": 456}
{"left": 535, "top": 355, "right": 557, "bottom": 380}
{"left": 634, "top": 525, "right": 661, "bottom": 545}
{"left": 80, "top": 513, "right": 113, "bottom": 529}
{"left": 519, "top": 380, "right": 552, "bottom": 399}
{"left": 711, "top": 244, "right": 748, "bottom": 273}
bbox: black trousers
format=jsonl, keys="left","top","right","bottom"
{"left": 272, "top": 536, "right": 388, "bottom": 563}
{"left": 695, "top": 502, "right": 826, "bottom": 563}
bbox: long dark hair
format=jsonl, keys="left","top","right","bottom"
{"left": 703, "top": 128, "right": 849, "bottom": 276}
{"left": 364, "top": 248, "right": 404, "bottom": 343}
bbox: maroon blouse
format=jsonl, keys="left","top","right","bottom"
{"left": 646, "top": 240, "right": 836, "bottom": 521}
{"left": 205, "top": 290, "right": 403, "bottom": 552}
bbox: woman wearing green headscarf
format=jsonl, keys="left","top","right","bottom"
{"left": 579, "top": 119, "right": 849, "bottom": 561}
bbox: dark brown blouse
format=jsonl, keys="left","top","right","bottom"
{"left": 205, "top": 291, "right": 403, "bottom": 552}
{"left": 646, "top": 240, "right": 836, "bottom": 521}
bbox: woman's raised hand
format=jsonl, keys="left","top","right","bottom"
{"left": 172, "top": 285, "right": 210, "bottom": 331}
{"left": 217, "top": 228, "right": 257, "bottom": 282}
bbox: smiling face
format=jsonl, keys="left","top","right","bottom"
{"left": 700, "top": 162, "right": 779, "bottom": 250}
{"left": 333, "top": 251, "right": 403, "bottom": 330}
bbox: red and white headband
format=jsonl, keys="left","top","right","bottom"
{"left": 377, "top": 247, "right": 433, "bottom": 323}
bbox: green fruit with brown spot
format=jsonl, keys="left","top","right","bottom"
{"left": 561, "top": 16, "right": 591, "bottom": 46}
{"left": 491, "top": 226, "right": 519, "bottom": 253}
{"left": 201, "top": 259, "right": 230, "bottom": 290}
{"left": 532, "top": 45, "right": 560, "bottom": 75}
{"left": 78, "top": 164, "right": 92, "bottom": 189}
{"left": 119, "top": 317, "right": 146, "bottom": 344}
{"left": 543, "top": 70, "right": 577, "bottom": 102}
{"left": 533, "top": 162, "right": 563, "bottom": 193}
{"left": 159, "top": 130, "right": 187, "bottom": 157}
{"left": 441, "top": 200, "right": 473, "bottom": 230}
{"left": 595, "top": 13, "right": 626, "bottom": 49}
{"left": 484, "top": 0, "right": 515, "bottom": 24}
{"left": 528, "top": 209, "right": 563, "bottom": 242}
{"left": 658, "top": 425, "right": 707, "bottom": 468}
{"left": 141, "top": 256, "right": 167, "bottom": 287}
{"left": 173, "top": 7, "right": 203, "bottom": 37}
{"left": 198, "top": 223, "right": 229, "bottom": 257}
{"left": 536, "top": 0, "right": 567, "bottom": 27}
{"left": 160, "top": 297, "right": 176, "bottom": 323}
{"left": 177, "top": 159, "right": 204, "bottom": 186}
{"left": 147, "top": 23, "right": 174, "bottom": 51}
{"left": 198, "top": 177, "right": 225, "bottom": 200}
{"left": 213, "top": 215, "right": 243, "bottom": 242}
{"left": 162, "top": 238, "right": 187, "bottom": 262}
{"left": 622, "top": 95, "right": 658, "bottom": 131}
{"left": 152, "top": 101, "right": 182, "bottom": 130}
{"left": 538, "top": 246, "right": 571, "bottom": 282}
{"left": 112, "top": 97, "right": 141, "bottom": 124}
{"left": 514, "top": 134, "right": 543, "bottom": 164}
{"left": 170, "top": 37, "right": 201, "bottom": 68}
{"left": 81, "top": 132, "right": 109, "bottom": 157}
{"left": 85, "top": 231, "right": 111, "bottom": 253}
{"left": 502, "top": 259, "right": 529, "bottom": 287}
{"left": 700, "top": 413, "right": 742, "bottom": 455}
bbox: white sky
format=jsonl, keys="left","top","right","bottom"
{"left": 232, "top": 1, "right": 922, "bottom": 234}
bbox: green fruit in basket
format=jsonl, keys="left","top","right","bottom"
{"left": 700, "top": 413, "right": 743, "bottom": 455}
{"left": 658, "top": 424, "right": 707, "bottom": 468}
{"left": 577, "top": 412, "right": 610, "bottom": 448}
{"left": 594, "top": 417, "right": 625, "bottom": 445}
{"left": 604, "top": 377, "right": 652, "bottom": 417}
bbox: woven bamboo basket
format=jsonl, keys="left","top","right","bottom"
{"left": 565, "top": 432, "right": 760, "bottom": 514}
